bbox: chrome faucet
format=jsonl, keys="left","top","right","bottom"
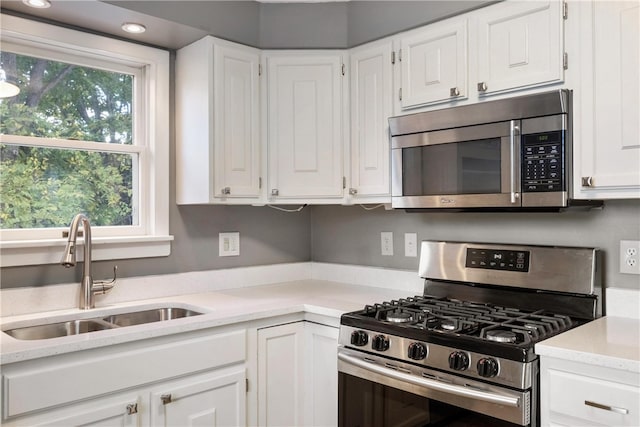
{"left": 61, "top": 213, "right": 117, "bottom": 309}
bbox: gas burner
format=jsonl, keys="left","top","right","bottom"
{"left": 440, "top": 319, "right": 457, "bottom": 330}
{"left": 386, "top": 311, "right": 413, "bottom": 323}
{"left": 485, "top": 330, "right": 518, "bottom": 343}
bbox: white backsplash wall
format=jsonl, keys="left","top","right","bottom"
{"left": 310, "top": 200, "right": 640, "bottom": 290}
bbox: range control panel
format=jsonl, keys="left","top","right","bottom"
{"left": 465, "top": 248, "right": 530, "bottom": 272}
{"left": 522, "top": 130, "right": 564, "bottom": 193}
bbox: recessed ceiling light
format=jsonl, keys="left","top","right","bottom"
{"left": 121, "top": 22, "right": 146, "bottom": 34}
{"left": 22, "top": 0, "right": 51, "bottom": 8}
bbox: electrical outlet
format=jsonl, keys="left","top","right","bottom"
{"left": 219, "top": 232, "right": 240, "bottom": 257}
{"left": 381, "top": 232, "right": 393, "bottom": 256}
{"left": 620, "top": 240, "right": 640, "bottom": 275}
{"left": 405, "top": 233, "right": 417, "bottom": 257}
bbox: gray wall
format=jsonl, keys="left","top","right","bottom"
{"left": 311, "top": 201, "right": 640, "bottom": 290}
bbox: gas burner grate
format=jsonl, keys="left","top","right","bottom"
{"left": 355, "top": 296, "right": 574, "bottom": 344}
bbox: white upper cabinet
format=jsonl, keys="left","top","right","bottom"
{"left": 349, "top": 39, "right": 394, "bottom": 202}
{"left": 399, "top": 19, "right": 468, "bottom": 109}
{"left": 573, "top": 0, "right": 640, "bottom": 199}
{"left": 474, "top": 0, "right": 565, "bottom": 96}
{"left": 266, "top": 52, "right": 346, "bottom": 202}
{"left": 176, "top": 36, "right": 261, "bottom": 204}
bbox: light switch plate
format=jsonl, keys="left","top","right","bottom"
{"left": 219, "top": 232, "right": 240, "bottom": 257}
{"left": 405, "top": 233, "right": 417, "bottom": 257}
{"left": 381, "top": 232, "right": 393, "bottom": 256}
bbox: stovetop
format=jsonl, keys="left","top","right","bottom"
{"left": 338, "top": 242, "right": 600, "bottom": 399}
{"left": 340, "top": 295, "right": 577, "bottom": 362}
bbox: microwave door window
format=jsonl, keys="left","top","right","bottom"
{"left": 402, "top": 139, "right": 502, "bottom": 196}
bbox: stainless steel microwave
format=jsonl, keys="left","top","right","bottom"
{"left": 389, "top": 90, "right": 601, "bottom": 211}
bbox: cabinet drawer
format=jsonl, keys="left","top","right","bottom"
{"left": 549, "top": 369, "right": 639, "bottom": 426}
{"left": 3, "top": 329, "right": 246, "bottom": 418}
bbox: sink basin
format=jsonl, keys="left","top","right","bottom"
{"left": 102, "top": 307, "right": 202, "bottom": 327}
{"left": 3, "top": 319, "right": 115, "bottom": 340}
{"left": 3, "top": 305, "right": 204, "bottom": 340}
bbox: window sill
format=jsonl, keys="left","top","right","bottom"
{"left": 0, "top": 236, "right": 174, "bottom": 267}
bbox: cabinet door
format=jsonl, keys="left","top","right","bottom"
{"left": 400, "top": 19, "right": 467, "bottom": 108}
{"left": 349, "top": 40, "right": 393, "bottom": 201}
{"left": 257, "top": 322, "right": 305, "bottom": 426}
{"left": 304, "top": 322, "right": 339, "bottom": 427}
{"left": 214, "top": 43, "right": 261, "bottom": 199}
{"left": 176, "top": 36, "right": 261, "bottom": 204}
{"left": 150, "top": 367, "right": 246, "bottom": 427}
{"left": 475, "top": 0, "right": 564, "bottom": 96}
{"left": 575, "top": 1, "right": 640, "bottom": 199}
{"left": 6, "top": 395, "right": 141, "bottom": 427}
{"left": 267, "top": 53, "right": 344, "bottom": 200}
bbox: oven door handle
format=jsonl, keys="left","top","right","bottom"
{"left": 338, "top": 352, "right": 521, "bottom": 408}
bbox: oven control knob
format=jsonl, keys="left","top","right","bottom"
{"left": 477, "top": 358, "right": 499, "bottom": 378}
{"left": 448, "top": 351, "right": 469, "bottom": 371}
{"left": 372, "top": 334, "right": 389, "bottom": 352}
{"left": 407, "top": 342, "right": 427, "bottom": 360}
{"left": 350, "top": 330, "right": 369, "bottom": 347}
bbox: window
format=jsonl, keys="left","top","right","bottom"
{"left": 0, "top": 14, "right": 171, "bottom": 266}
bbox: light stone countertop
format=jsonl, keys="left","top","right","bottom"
{"left": 2, "top": 262, "right": 639, "bottom": 372}
{"left": 0, "top": 280, "right": 411, "bottom": 365}
{"left": 535, "top": 316, "right": 640, "bottom": 373}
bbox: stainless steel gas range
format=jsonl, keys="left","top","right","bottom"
{"left": 338, "top": 241, "right": 602, "bottom": 427}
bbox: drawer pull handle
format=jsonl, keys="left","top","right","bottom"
{"left": 585, "top": 400, "right": 629, "bottom": 415}
{"left": 161, "top": 394, "right": 172, "bottom": 405}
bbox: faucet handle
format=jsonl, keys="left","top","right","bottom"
{"left": 93, "top": 265, "right": 118, "bottom": 295}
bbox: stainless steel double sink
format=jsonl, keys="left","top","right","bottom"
{"left": 3, "top": 307, "right": 203, "bottom": 340}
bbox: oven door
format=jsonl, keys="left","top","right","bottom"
{"left": 338, "top": 349, "right": 533, "bottom": 427}
{"left": 391, "top": 120, "right": 521, "bottom": 209}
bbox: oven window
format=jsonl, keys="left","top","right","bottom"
{"left": 402, "top": 139, "right": 502, "bottom": 196}
{"left": 339, "top": 373, "right": 523, "bottom": 427}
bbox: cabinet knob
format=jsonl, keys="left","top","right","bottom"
{"left": 126, "top": 403, "right": 138, "bottom": 415}
{"left": 450, "top": 87, "right": 460, "bottom": 97}
{"left": 581, "top": 176, "right": 594, "bottom": 187}
{"left": 221, "top": 187, "right": 231, "bottom": 195}
{"left": 349, "top": 188, "right": 358, "bottom": 196}
{"left": 477, "top": 82, "right": 488, "bottom": 92}
{"left": 271, "top": 189, "right": 279, "bottom": 196}
{"left": 160, "top": 394, "right": 172, "bottom": 405}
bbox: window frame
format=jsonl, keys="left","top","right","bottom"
{"left": 0, "top": 14, "right": 172, "bottom": 267}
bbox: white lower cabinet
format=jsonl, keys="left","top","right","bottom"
{"left": 257, "top": 321, "right": 339, "bottom": 427}
{"left": 540, "top": 356, "right": 640, "bottom": 426}
{"left": 25, "top": 393, "right": 142, "bottom": 427}
{"left": 150, "top": 367, "right": 246, "bottom": 427}
{"left": 1, "top": 329, "right": 247, "bottom": 427}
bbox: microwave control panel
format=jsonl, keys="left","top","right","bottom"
{"left": 522, "top": 130, "right": 564, "bottom": 192}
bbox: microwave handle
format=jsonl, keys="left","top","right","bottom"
{"left": 510, "top": 120, "right": 520, "bottom": 204}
